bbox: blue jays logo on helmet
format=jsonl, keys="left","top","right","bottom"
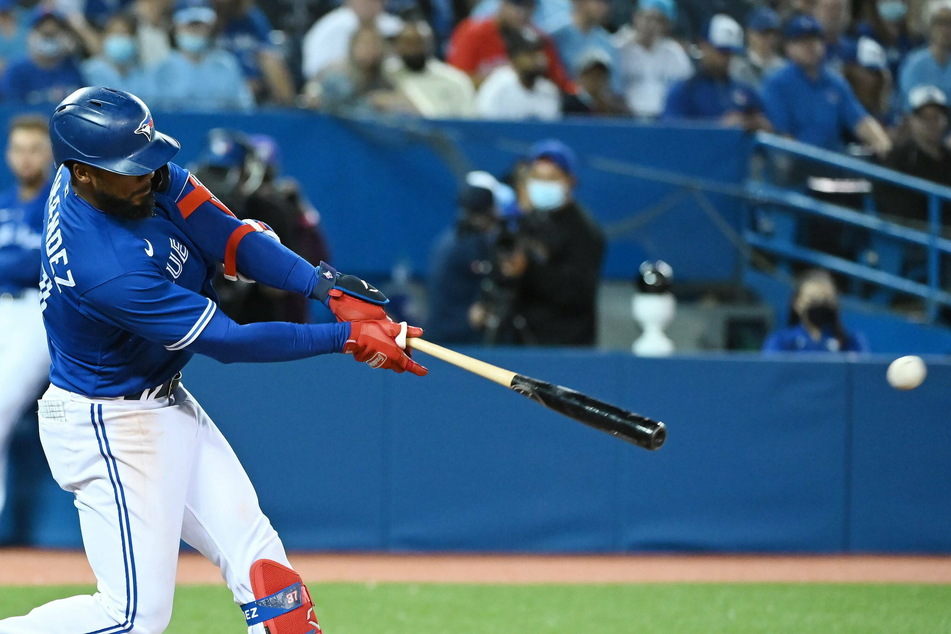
{"left": 135, "top": 115, "right": 154, "bottom": 141}
{"left": 49, "top": 87, "right": 180, "bottom": 176}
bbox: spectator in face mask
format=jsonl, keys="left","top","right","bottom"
{"left": 146, "top": 0, "right": 254, "bottom": 111}
{"left": 475, "top": 28, "right": 562, "bottom": 120}
{"left": 762, "top": 268, "right": 869, "bottom": 353}
{"left": 385, "top": 20, "right": 477, "bottom": 118}
{"left": 0, "top": 8, "right": 84, "bottom": 105}
{"left": 494, "top": 139, "right": 606, "bottom": 345}
{"left": 81, "top": 13, "right": 154, "bottom": 98}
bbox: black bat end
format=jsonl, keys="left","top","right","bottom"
{"left": 512, "top": 375, "right": 667, "bottom": 451}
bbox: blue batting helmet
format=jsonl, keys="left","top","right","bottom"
{"left": 49, "top": 87, "right": 180, "bottom": 176}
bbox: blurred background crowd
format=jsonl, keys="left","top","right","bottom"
{"left": 0, "top": 0, "right": 938, "bottom": 128}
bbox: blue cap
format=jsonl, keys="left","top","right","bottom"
{"left": 248, "top": 133, "right": 281, "bottom": 171}
{"left": 201, "top": 129, "right": 251, "bottom": 168}
{"left": 174, "top": 0, "right": 216, "bottom": 24}
{"left": 747, "top": 7, "right": 780, "bottom": 32}
{"left": 528, "top": 139, "right": 577, "bottom": 177}
{"left": 638, "top": 0, "right": 676, "bottom": 21}
{"left": 30, "top": 7, "right": 68, "bottom": 28}
{"left": 783, "top": 14, "right": 823, "bottom": 40}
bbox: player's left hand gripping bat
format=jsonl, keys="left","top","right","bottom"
{"left": 407, "top": 338, "right": 666, "bottom": 451}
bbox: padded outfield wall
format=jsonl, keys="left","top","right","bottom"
{"left": 10, "top": 353, "right": 951, "bottom": 554}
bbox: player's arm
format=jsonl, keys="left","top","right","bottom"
{"left": 161, "top": 164, "right": 315, "bottom": 292}
{"left": 80, "top": 272, "right": 426, "bottom": 375}
{"left": 163, "top": 164, "right": 396, "bottom": 322}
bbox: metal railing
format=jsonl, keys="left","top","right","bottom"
{"left": 745, "top": 132, "right": 951, "bottom": 323}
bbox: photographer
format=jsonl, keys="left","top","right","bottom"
{"left": 426, "top": 171, "right": 510, "bottom": 344}
{"left": 479, "top": 139, "right": 606, "bottom": 346}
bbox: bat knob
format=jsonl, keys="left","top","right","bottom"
{"left": 646, "top": 422, "right": 667, "bottom": 450}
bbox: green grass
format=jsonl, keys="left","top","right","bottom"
{"left": 1, "top": 583, "right": 949, "bottom": 633}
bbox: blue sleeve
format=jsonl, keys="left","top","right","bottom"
{"left": 0, "top": 248, "right": 40, "bottom": 289}
{"left": 164, "top": 163, "right": 319, "bottom": 296}
{"left": 661, "top": 80, "right": 689, "bottom": 121}
{"left": 189, "top": 309, "right": 349, "bottom": 363}
{"left": 761, "top": 75, "right": 792, "bottom": 135}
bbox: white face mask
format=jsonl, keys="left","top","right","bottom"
{"left": 526, "top": 178, "right": 567, "bottom": 211}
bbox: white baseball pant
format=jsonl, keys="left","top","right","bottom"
{"left": 0, "top": 290, "right": 51, "bottom": 517}
{"left": 0, "top": 383, "right": 288, "bottom": 634}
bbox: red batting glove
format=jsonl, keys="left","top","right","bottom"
{"left": 327, "top": 288, "right": 390, "bottom": 322}
{"left": 344, "top": 320, "right": 428, "bottom": 376}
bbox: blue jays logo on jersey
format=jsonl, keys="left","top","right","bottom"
{"left": 135, "top": 115, "right": 154, "bottom": 141}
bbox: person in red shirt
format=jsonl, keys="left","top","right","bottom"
{"left": 447, "top": 0, "right": 575, "bottom": 92}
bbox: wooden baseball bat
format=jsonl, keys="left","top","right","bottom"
{"left": 407, "top": 338, "right": 666, "bottom": 451}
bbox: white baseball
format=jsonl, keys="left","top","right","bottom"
{"left": 886, "top": 355, "right": 927, "bottom": 390}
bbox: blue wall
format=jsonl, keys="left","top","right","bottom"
{"left": 0, "top": 108, "right": 751, "bottom": 283}
{"left": 9, "top": 352, "right": 950, "bottom": 554}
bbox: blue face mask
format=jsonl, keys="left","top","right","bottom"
{"left": 526, "top": 179, "right": 568, "bottom": 211}
{"left": 177, "top": 32, "right": 210, "bottom": 54}
{"left": 878, "top": 0, "right": 907, "bottom": 22}
{"left": 103, "top": 34, "right": 136, "bottom": 65}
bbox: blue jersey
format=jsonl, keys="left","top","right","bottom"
{"left": 39, "top": 162, "right": 323, "bottom": 397}
{"left": 762, "top": 324, "right": 869, "bottom": 353}
{"left": 662, "top": 71, "right": 764, "bottom": 121}
{"left": 0, "top": 178, "right": 49, "bottom": 293}
{"left": 761, "top": 62, "right": 867, "bottom": 152}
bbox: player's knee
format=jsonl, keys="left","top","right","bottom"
{"left": 96, "top": 588, "right": 173, "bottom": 634}
{"left": 244, "top": 559, "right": 322, "bottom": 634}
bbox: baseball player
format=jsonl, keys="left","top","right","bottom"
{"left": 0, "top": 86, "right": 426, "bottom": 634}
{"left": 0, "top": 114, "right": 53, "bottom": 526}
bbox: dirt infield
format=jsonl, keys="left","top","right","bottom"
{"left": 1, "top": 549, "right": 950, "bottom": 586}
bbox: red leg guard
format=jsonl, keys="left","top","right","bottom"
{"left": 248, "top": 559, "right": 322, "bottom": 634}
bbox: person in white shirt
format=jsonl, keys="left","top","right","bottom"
{"left": 385, "top": 20, "right": 477, "bottom": 118}
{"left": 300, "top": 0, "right": 403, "bottom": 81}
{"left": 613, "top": 0, "right": 692, "bottom": 119}
{"left": 476, "top": 28, "right": 561, "bottom": 120}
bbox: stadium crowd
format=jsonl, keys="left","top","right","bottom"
{"left": 0, "top": 1, "right": 938, "bottom": 138}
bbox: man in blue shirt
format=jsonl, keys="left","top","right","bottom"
{"left": 147, "top": 0, "right": 255, "bottom": 111}
{"left": 0, "top": 8, "right": 84, "bottom": 105}
{"left": 898, "top": 0, "right": 951, "bottom": 113}
{"left": 761, "top": 13, "right": 891, "bottom": 157}
{"left": 663, "top": 13, "right": 771, "bottom": 131}
{"left": 0, "top": 114, "right": 52, "bottom": 532}
{"left": 0, "top": 87, "right": 425, "bottom": 633}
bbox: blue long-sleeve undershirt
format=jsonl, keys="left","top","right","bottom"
{"left": 190, "top": 310, "right": 351, "bottom": 363}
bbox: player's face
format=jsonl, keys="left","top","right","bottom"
{"left": 77, "top": 165, "right": 155, "bottom": 220}
{"left": 6, "top": 127, "right": 52, "bottom": 187}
